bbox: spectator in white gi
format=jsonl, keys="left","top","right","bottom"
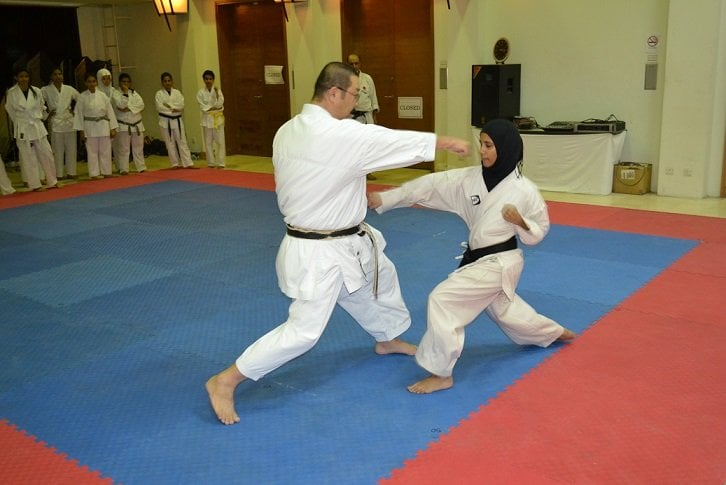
{"left": 347, "top": 54, "right": 379, "bottom": 125}
{"left": 41, "top": 68, "right": 79, "bottom": 179}
{"left": 368, "top": 119, "right": 576, "bottom": 394}
{"left": 197, "top": 70, "right": 225, "bottom": 168}
{"left": 0, "top": 154, "right": 16, "bottom": 195}
{"left": 205, "top": 61, "right": 470, "bottom": 425}
{"left": 97, "top": 68, "right": 115, "bottom": 99}
{"left": 97, "top": 68, "right": 120, "bottom": 172}
{"left": 4, "top": 66, "right": 58, "bottom": 191}
{"left": 155, "top": 72, "right": 194, "bottom": 169}
{"left": 74, "top": 73, "right": 118, "bottom": 179}
{"left": 112, "top": 73, "right": 146, "bottom": 174}
{"left": 347, "top": 53, "right": 380, "bottom": 180}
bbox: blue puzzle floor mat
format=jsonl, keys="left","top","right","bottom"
{"left": 0, "top": 182, "right": 698, "bottom": 484}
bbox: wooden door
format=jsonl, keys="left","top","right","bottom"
{"left": 341, "top": 0, "right": 434, "bottom": 168}
{"left": 216, "top": 2, "right": 290, "bottom": 157}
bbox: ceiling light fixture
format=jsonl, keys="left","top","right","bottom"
{"left": 154, "top": 0, "right": 187, "bottom": 32}
{"left": 153, "top": 0, "right": 188, "bottom": 14}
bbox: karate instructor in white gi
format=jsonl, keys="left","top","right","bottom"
{"left": 206, "top": 61, "right": 470, "bottom": 425}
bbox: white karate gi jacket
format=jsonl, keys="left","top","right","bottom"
{"left": 377, "top": 166, "right": 549, "bottom": 300}
{"left": 354, "top": 71, "right": 379, "bottom": 117}
{"left": 4, "top": 85, "right": 48, "bottom": 141}
{"left": 197, "top": 87, "right": 225, "bottom": 128}
{"left": 155, "top": 88, "right": 186, "bottom": 128}
{"left": 41, "top": 83, "right": 79, "bottom": 133}
{"left": 73, "top": 90, "right": 118, "bottom": 136}
{"left": 98, "top": 84, "right": 116, "bottom": 101}
{"left": 112, "top": 89, "right": 145, "bottom": 134}
{"left": 273, "top": 103, "right": 436, "bottom": 300}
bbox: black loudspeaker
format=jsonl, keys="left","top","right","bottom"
{"left": 471, "top": 64, "right": 521, "bottom": 127}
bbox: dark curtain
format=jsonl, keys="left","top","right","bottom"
{"left": 1, "top": 6, "right": 82, "bottom": 92}
{"left": 1, "top": 5, "right": 81, "bottom": 160}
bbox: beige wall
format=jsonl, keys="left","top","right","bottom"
{"left": 77, "top": 3, "right": 183, "bottom": 143}
{"left": 77, "top": 0, "right": 726, "bottom": 198}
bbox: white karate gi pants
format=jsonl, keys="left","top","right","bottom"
{"left": 0, "top": 159, "right": 15, "bottom": 195}
{"left": 111, "top": 135, "right": 120, "bottom": 172}
{"left": 116, "top": 131, "right": 147, "bottom": 173}
{"left": 17, "top": 138, "right": 56, "bottom": 189}
{"left": 85, "top": 136, "right": 113, "bottom": 177}
{"left": 162, "top": 125, "right": 193, "bottom": 168}
{"left": 236, "top": 242, "right": 410, "bottom": 381}
{"left": 51, "top": 131, "right": 77, "bottom": 177}
{"left": 203, "top": 126, "right": 226, "bottom": 167}
{"left": 416, "top": 251, "right": 564, "bottom": 377}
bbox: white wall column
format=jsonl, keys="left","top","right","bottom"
{"left": 657, "top": 0, "right": 726, "bottom": 197}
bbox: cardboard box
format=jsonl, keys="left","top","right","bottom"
{"left": 613, "top": 163, "right": 652, "bottom": 195}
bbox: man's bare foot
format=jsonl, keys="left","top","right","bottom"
{"left": 205, "top": 365, "right": 246, "bottom": 425}
{"left": 407, "top": 375, "right": 454, "bottom": 394}
{"left": 375, "top": 338, "right": 417, "bottom": 356}
{"left": 558, "top": 328, "right": 576, "bottom": 341}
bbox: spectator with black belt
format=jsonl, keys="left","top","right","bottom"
{"left": 5, "top": 66, "right": 59, "bottom": 190}
{"left": 112, "top": 73, "right": 147, "bottom": 174}
{"left": 348, "top": 53, "right": 380, "bottom": 180}
{"left": 155, "top": 72, "right": 194, "bottom": 169}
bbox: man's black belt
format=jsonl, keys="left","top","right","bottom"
{"left": 351, "top": 110, "right": 368, "bottom": 118}
{"left": 458, "top": 236, "right": 518, "bottom": 268}
{"left": 286, "top": 224, "right": 362, "bottom": 240}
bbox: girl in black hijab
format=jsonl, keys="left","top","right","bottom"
{"left": 368, "top": 118, "right": 576, "bottom": 394}
{"left": 481, "top": 118, "right": 523, "bottom": 191}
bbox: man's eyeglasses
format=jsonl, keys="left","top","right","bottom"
{"left": 335, "top": 86, "right": 360, "bottom": 100}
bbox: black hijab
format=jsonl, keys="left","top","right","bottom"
{"left": 481, "top": 119, "right": 523, "bottom": 192}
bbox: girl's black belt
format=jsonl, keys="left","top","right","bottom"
{"left": 458, "top": 236, "right": 517, "bottom": 268}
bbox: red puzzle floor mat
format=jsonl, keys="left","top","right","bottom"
{"left": 382, "top": 202, "right": 726, "bottom": 484}
{"left": 0, "top": 419, "right": 111, "bottom": 484}
{"left": 383, "top": 307, "right": 726, "bottom": 484}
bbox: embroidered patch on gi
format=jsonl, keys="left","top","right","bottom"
{"left": 470, "top": 195, "right": 481, "bottom": 205}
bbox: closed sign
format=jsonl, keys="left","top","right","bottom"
{"left": 398, "top": 97, "right": 423, "bottom": 119}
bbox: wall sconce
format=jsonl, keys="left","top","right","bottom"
{"left": 154, "top": 0, "right": 188, "bottom": 15}
{"left": 154, "top": 0, "right": 187, "bottom": 32}
{"left": 273, "top": 0, "right": 306, "bottom": 22}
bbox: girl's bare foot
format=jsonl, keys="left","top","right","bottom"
{"left": 375, "top": 338, "right": 417, "bottom": 356}
{"left": 407, "top": 375, "right": 454, "bottom": 394}
{"left": 558, "top": 328, "right": 576, "bottom": 341}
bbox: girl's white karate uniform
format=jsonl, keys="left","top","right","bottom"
{"left": 4, "top": 84, "right": 57, "bottom": 190}
{"left": 41, "top": 83, "right": 79, "bottom": 178}
{"left": 197, "top": 86, "right": 226, "bottom": 167}
{"left": 0, "top": 154, "right": 16, "bottom": 195}
{"left": 234, "top": 103, "right": 437, "bottom": 381}
{"left": 98, "top": 82, "right": 120, "bottom": 171}
{"left": 112, "top": 89, "right": 147, "bottom": 173}
{"left": 155, "top": 88, "right": 193, "bottom": 168}
{"left": 377, "top": 166, "right": 566, "bottom": 377}
{"left": 73, "top": 90, "right": 118, "bottom": 178}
